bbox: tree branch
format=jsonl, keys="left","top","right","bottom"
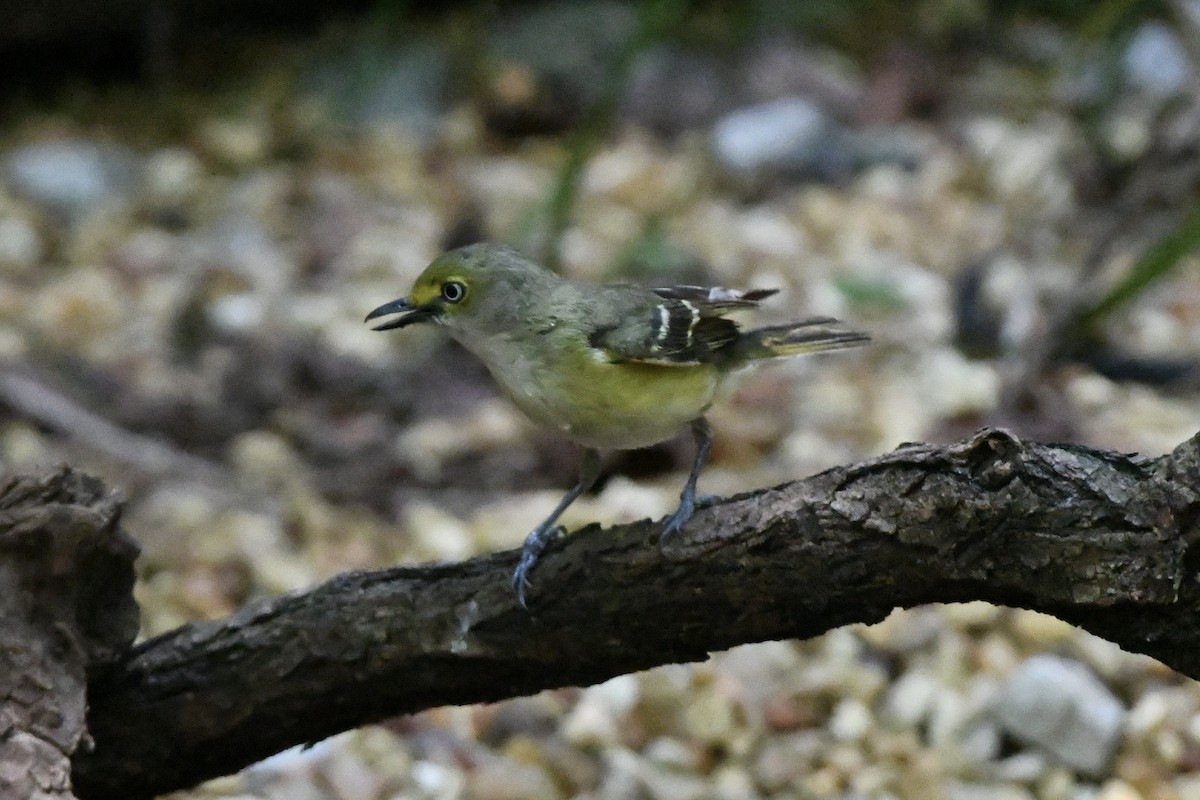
{"left": 73, "top": 428, "right": 1200, "bottom": 799}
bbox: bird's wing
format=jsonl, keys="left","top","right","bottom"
{"left": 651, "top": 285, "right": 778, "bottom": 310}
{"left": 588, "top": 284, "right": 778, "bottom": 366}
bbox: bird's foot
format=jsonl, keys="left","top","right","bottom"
{"left": 512, "top": 524, "right": 564, "bottom": 608}
{"left": 660, "top": 495, "right": 696, "bottom": 541}
{"left": 660, "top": 494, "right": 721, "bottom": 541}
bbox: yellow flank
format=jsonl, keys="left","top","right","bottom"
{"left": 487, "top": 336, "right": 722, "bottom": 450}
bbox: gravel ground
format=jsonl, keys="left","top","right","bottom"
{"left": 2, "top": 7, "right": 1200, "bottom": 799}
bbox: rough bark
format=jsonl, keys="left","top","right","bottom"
{"left": 0, "top": 468, "right": 139, "bottom": 800}
{"left": 63, "top": 428, "right": 1200, "bottom": 798}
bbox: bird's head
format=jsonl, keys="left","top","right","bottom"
{"left": 365, "top": 243, "right": 551, "bottom": 334}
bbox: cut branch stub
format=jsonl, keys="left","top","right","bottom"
{"left": 0, "top": 467, "right": 139, "bottom": 800}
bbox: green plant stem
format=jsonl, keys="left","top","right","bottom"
{"left": 541, "top": 0, "right": 689, "bottom": 270}
{"left": 1077, "top": 203, "right": 1200, "bottom": 330}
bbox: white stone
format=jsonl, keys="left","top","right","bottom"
{"left": 829, "top": 698, "right": 872, "bottom": 741}
{"left": 994, "top": 654, "right": 1125, "bottom": 775}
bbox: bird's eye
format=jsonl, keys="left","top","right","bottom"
{"left": 441, "top": 281, "right": 466, "bottom": 303}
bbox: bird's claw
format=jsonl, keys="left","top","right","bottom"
{"left": 660, "top": 494, "right": 721, "bottom": 541}
{"left": 512, "top": 524, "right": 564, "bottom": 608}
{"left": 660, "top": 495, "right": 696, "bottom": 541}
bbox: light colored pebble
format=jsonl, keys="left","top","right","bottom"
{"left": 562, "top": 691, "right": 622, "bottom": 748}
{"left": 945, "top": 601, "right": 1005, "bottom": 628}
{"left": 995, "top": 654, "right": 1125, "bottom": 775}
{"left": 0, "top": 214, "right": 42, "bottom": 271}
{"left": 411, "top": 759, "right": 462, "bottom": 796}
{"left": 946, "top": 781, "right": 1036, "bottom": 800}
{"left": 144, "top": 147, "right": 203, "bottom": 204}
{"left": 228, "top": 431, "right": 303, "bottom": 489}
{"left": 466, "top": 755, "right": 561, "bottom": 800}
{"left": 1126, "top": 690, "right": 1170, "bottom": 735}
{"left": 404, "top": 502, "right": 472, "bottom": 562}
{"left": 397, "top": 399, "right": 528, "bottom": 482}
{"left": 990, "top": 751, "right": 1048, "bottom": 783}
{"left": 829, "top": 698, "right": 872, "bottom": 741}
{"left": 680, "top": 684, "right": 739, "bottom": 746}
{"left": 1009, "top": 610, "right": 1075, "bottom": 647}
{"left": 882, "top": 668, "right": 939, "bottom": 728}
{"left": 199, "top": 117, "right": 269, "bottom": 168}
{"left": 1096, "top": 779, "right": 1143, "bottom": 800}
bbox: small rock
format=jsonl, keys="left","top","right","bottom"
{"left": 403, "top": 501, "right": 472, "bottom": 563}
{"left": 710, "top": 96, "right": 848, "bottom": 180}
{"left": 976, "top": 632, "right": 1020, "bottom": 675}
{"left": 995, "top": 654, "right": 1126, "bottom": 775}
{"left": 143, "top": 147, "right": 203, "bottom": 206}
{"left": 1009, "top": 610, "right": 1075, "bottom": 647}
{"left": 4, "top": 140, "right": 136, "bottom": 218}
{"left": 305, "top": 41, "right": 451, "bottom": 139}
{"left": 34, "top": 268, "right": 124, "bottom": 353}
{"left": 322, "top": 746, "right": 386, "bottom": 800}
{"left": 1124, "top": 22, "right": 1193, "bottom": 99}
{"left": 1035, "top": 767, "right": 1078, "bottom": 800}
{"left": 1126, "top": 690, "right": 1170, "bottom": 736}
{"left": 915, "top": 348, "right": 1000, "bottom": 417}
{"left": 643, "top": 737, "right": 699, "bottom": 770}
{"left": 623, "top": 46, "right": 730, "bottom": 134}
{"left": 1097, "top": 779, "right": 1144, "bottom": 800}
{"left": 990, "top": 750, "right": 1048, "bottom": 782}
{"left": 882, "top": 668, "right": 939, "bottom": 728}
{"left": 762, "top": 693, "right": 822, "bottom": 731}
{"left": 396, "top": 399, "right": 527, "bottom": 482}
{"left": 860, "top": 606, "right": 946, "bottom": 652}
{"left": 562, "top": 691, "right": 621, "bottom": 747}
{"left": 593, "top": 674, "right": 640, "bottom": 715}
{"left": 709, "top": 765, "right": 759, "bottom": 800}
{"left": 198, "top": 117, "right": 269, "bottom": 168}
{"left": 1174, "top": 773, "right": 1200, "bottom": 800}
{"left": 0, "top": 424, "right": 53, "bottom": 472}
{"left": 635, "top": 754, "right": 713, "bottom": 800}
{"left": 945, "top": 600, "right": 1005, "bottom": 628}
{"left": 946, "top": 781, "right": 1036, "bottom": 800}
{"left": 829, "top": 698, "right": 872, "bottom": 741}
{"left": 928, "top": 681, "right": 1002, "bottom": 766}
{"left": 753, "top": 732, "right": 823, "bottom": 791}
{"left": 411, "top": 760, "right": 462, "bottom": 797}
{"left": 228, "top": 430, "right": 302, "bottom": 490}
{"left": 681, "top": 682, "right": 739, "bottom": 746}
{"left": 0, "top": 213, "right": 42, "bottom": 272}
{"left": 467, "top": 755, "right": 561, "bottom": 800}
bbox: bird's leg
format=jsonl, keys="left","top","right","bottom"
{"left": 513, "top": 448, "right": 602, "bottom": 607}
{"left": 660, "top": 417, "right": 713, "bottom": 540}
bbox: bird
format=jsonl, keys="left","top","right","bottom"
{"left": 366, "top": 242, "right": 868, "bottom": 606}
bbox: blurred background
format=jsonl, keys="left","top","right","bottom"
{"left": 2, "top": 0, "right": 1200, "bottom": 798}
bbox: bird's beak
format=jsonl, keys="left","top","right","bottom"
{"left": 364, "top": 297, "right": 435, "bottom": 331}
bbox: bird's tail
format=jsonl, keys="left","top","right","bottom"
{"left": 737, "top": 317, "right": 870, "bottom": 361}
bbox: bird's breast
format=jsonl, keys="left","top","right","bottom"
{"left": 461, "top": 330, "right": 721, "bottom": 450}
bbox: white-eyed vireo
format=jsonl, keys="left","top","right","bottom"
{"left": 366, "top": 243, "right": 868, "bottom": 606}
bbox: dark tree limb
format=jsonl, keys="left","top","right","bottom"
{"left": 66, "top": 428, "right": 1200, "bottom": 799}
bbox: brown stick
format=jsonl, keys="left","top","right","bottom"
{"left": 68, "top": 428, "right": 1200, "bottom": 799}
